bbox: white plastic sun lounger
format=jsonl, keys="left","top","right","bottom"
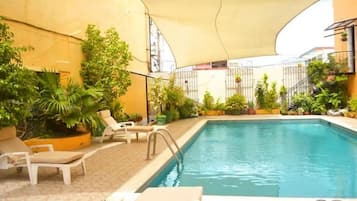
{"left": 98, "top": 110, "right": 154, "bottom": 143}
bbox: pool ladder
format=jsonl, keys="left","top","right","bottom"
{"left": 146, "top": 128, "right": 184, "bottom": 165}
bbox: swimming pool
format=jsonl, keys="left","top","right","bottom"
{"left": 147, "top": 119, "right": 357, "bottom": 198}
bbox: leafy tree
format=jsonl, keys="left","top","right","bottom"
{"left": 0, "top": 19, "right": 38, "bottom": 128}
{"left": 81, "top": 24, "right": 132, "bottom": 107}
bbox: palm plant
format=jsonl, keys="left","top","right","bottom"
{"left": 35, "top": 72, "right": 104, "bottom": 136}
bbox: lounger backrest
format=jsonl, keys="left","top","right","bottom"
{"left": 0, "top": 126, "right": 31, "bottom": 154}
{"left": 98, "top": 110, "right": 118, "bottom": 126}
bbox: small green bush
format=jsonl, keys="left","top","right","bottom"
{"left": 111, "top": 100, "right": 129, "bottom": 122}
{"left": 225, "top": 94, "right": 246, "bottom": 115}
{"left": 165, "top": 108, "right": 180, "bottom": 123}
{"left": 214, "top": 98, "right": 225, "bottom": 110}
{"left": 292, "top": 93, "right": 313, "bottom": 112}
{"left": 128, "top": 113, "right": 143, "bottom": 122}
{"left": 202, "top": 91, "right": 214, "bottom": 111}
{"left": 178, "top": 98, "right": 197, "bottom": 118}
{"left": 348, "top": 98, "right": 357, "bottom": 112}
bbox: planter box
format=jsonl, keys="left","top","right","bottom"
{"left": 255, "top": 109, "right": 280, "bottom": 115}
{"left": 24, "top": 132, "right": 91, "bottom": 151}
{"left": 205, "top": 110, "right": 225, "bottom": 116}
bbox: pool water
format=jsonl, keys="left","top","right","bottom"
{"left": 148, "top": 120, "right": 357, "bottom": 198}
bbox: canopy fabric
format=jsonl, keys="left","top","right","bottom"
{"left": 142, "top": 0, "right": 318, "bottom": 67}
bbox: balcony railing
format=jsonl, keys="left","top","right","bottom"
{"left": 328, "top": 51, "right": 355, "bottom": 74}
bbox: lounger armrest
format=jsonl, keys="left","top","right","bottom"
{"left": 0, "top": 152, "right": 31, "bottom": 168}
{"left": 29, "top": 144, "right": 54, "bottom": 152}
{"left": 0, "top": 152, "right": 29, "bottom": 158}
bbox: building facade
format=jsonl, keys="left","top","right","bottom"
{"left": 332, "top": 0, "right": 357, "bottom": 97}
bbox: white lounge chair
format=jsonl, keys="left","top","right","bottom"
{"left": 0, "top": 126, "right": 86, "bottom": 185}
{"left": 98, "top": 110, "right": 154, "bottom": 143}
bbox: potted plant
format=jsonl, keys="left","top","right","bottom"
{"left": 235, "top": 74, "right": 241, "bottom": 83}
{"left": 341, "top": 31, "right": 347, "bottom": 42}
{"left": 0, "top": 19, "right": 38, "bottom": 136}
{"left": 297, "top": 107, "right": 304, "bottom": 115}
{"left": 247, "top": 101, "right": 255, "bottom": 115}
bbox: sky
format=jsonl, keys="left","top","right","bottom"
{"left": 277, "top": 0, "right": 334, "bottom": 56}
{"left": 235, "top": 0, "right": 334, "bottom": 66}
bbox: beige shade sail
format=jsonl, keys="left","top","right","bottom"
{"left": 142, "top": 0, "right": 318, "bottom": 67}
{"left": 0, "top": 0, "right": 149, "bottom": 74}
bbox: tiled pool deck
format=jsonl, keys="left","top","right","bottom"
{"left": 1, "top": 115, "right": 357, "bottom": 201}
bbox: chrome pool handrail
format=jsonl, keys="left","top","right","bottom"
{"left": 146, "top": 129, "right": 183, "bottom": 165}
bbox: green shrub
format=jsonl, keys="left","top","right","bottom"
{"left": 307, "top": 60, "right": 329, "bottom": 85}
{"left": 111, "top": 100, "right": 129, "bottom": 122}
{"left": 255, "top": 74, "right": 278, "bottom": 111}
{"left": 128, "top": 113, "right": 143, "bottom": 122}
{"left": 348, "top": 98, "right": 357, "bottom": 112}
{"left": 149, "top": 77, "right": 167, "bottom": 114}
{"left": 247, "top": 101, "right": 255, "bottom": 109}
{"left": 202, "top": 91, "right": 214, "bottom": 111}
{"left": 214, "top": 98, "right": 225, "bottom": 110}
{"left": 0, "top": 19, "right": 38, "bottom": 128}
{"left": 178, "top": 98, "right": 197, "bottom": 118}
{"left": 307, "top": 58, "right": 348, "bottom": 111}
{"left": 35, "top": 72, "right": 104, "bottom": 137}
{"left": 292, "top": 93, "right": 313, "bottom": 112}
{"left": 311, "top": 100, "right": 326, "bottom": 115}
{"left": 225, "top": 94, "right": 246, "bottom": 115}
{"left": 164, "top": 108, "right": 179, "bottom": 123}
{"left": 165, "top": 75, "right": 185, "bottom": 111}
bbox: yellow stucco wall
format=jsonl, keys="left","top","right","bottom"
{"left": 7, "top": 20, "right": 83, "bottom": 82}
{"left": 120, "top": 73, "right": 148, "bottom": 121}
{"left": 0, "top": 0, "right": 149, "bottom": 76}
{"left": 334, "top": 0, "right": 357, "bottom": 97}
{"left": 0, "top": 0, "right": 150, "bottom": 112}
